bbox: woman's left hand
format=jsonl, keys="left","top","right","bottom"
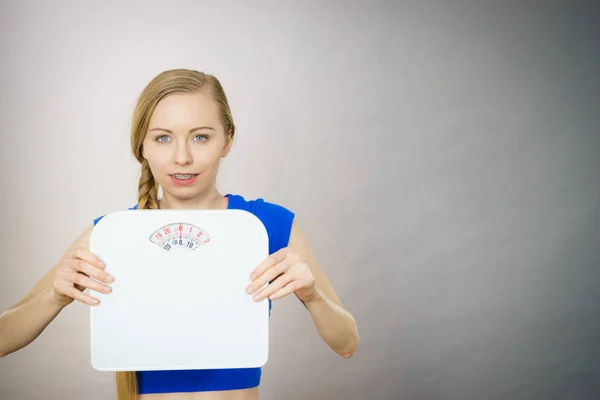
{"left": 246, "top": 247, "right": 317, "bottom": 302}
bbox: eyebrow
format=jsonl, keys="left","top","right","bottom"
{"left": 149, "top": 126, "right": 215, "bottom": 133}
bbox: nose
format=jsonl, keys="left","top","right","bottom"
{"left": 173, "top": 140, "right": 193, "bottom": 165}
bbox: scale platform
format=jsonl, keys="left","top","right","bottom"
{"left": 89, "top": 209, "right": 269, "bottom": 371}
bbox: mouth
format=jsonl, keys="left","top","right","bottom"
{"left": 169, "top": 173, "right": 199, "bottom": 186}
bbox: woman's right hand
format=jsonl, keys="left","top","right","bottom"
{"left": 52, "top": 247, "right": 114, "bottom": 306}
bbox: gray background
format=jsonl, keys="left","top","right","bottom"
{"left": 1, "top": 1, "right": 599, "bottom": 399}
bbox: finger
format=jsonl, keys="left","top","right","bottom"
{"left": 249, "top": 248, "right": 289, "bottom": 280}
{"left": 71, "top": 247, "right": 106, "bottom": 269}
{"left": 69, "top": 271, "right": 112, "bottom": 294}
{"left": 268, "top": 280, "right": 301, "bottom": 301}
{"left": 252, "top": 273, "right": 294, "bottom": 301}
{"left": 59, "top": 284, "right": 101, "bottom": 306}
{"left": 56, "top": 268, "right": 83, "bottom": 292}
{"left": 70, "top": 256, "right": 114, "bottom": 284}
{"left": 247, "top": 258, "right": 292, "bottom": 294}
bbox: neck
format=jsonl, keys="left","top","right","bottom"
{"left": 158, "top": 188, "right": 228, "bottom": 210}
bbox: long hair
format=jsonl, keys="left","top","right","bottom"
{"left": 118, "top": 68, "right": 236, "bottom": 400}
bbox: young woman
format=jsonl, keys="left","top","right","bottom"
{"left": 0, "top": 69, "right": 359, "bottom": 399}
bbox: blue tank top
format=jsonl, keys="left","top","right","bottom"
{"left": 92, "top": 193, "right": 295, "bottom": 394}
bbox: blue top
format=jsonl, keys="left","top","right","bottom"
{"left": 92, "top": 193, "right": 295, "bottom": 394}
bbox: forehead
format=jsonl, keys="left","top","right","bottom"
{"left": 148, "top": 91, "right": 220, "bottom": 130}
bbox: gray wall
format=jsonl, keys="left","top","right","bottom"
{"left": 1, "top": 1, "right": 599, "bottom": 399}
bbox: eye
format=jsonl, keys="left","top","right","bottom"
{"left": 193, "top": 135, "right": 208, "bottom": 142}
{"left": 155, "top": 135, "right": 170, "bottom": 143}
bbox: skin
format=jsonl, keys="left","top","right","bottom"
{"left": 0, "top": 90, "right": 359, "bottom": 400}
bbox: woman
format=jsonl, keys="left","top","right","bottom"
{"left": 0, "top": 69, "right": 359, "bottom": 399}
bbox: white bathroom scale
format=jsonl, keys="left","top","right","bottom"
{"left": 89, "top": 209, "right": 270, "bottom": 372}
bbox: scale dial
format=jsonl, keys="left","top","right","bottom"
{"left": 149, "top": 223, "right": 211, "bottom": 251}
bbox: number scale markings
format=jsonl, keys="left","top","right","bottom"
{"left": 148, "top": 223, "right": 211, "bottom": 251}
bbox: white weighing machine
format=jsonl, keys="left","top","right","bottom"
{"left": 89, "top": 209, "right": 269, "bottom": 371}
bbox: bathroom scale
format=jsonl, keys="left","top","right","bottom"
{"left": 89, "top": 209, "right": 270, "bottom": 372}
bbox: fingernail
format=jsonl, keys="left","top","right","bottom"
{"left": 246, "top": 286, "right": 253, "bottom": 293}
{"left": 92, "top": 299, "right": 99, "bottom": 304}
{"left": 254, "top": 294, "right": 262, "bottom": 301}
{"left": 99, "top": 262, "right": 105, "bottom": 268}
{"left": 107, "top": 275, "right": 114, "bottom": 282}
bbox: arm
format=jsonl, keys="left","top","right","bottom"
{"left": 0, "top": 286, "right": 68, "bottom": 357}
{"left": 0, "top": 224, "right": 110, "bottom": 358}
{"left": 287, "top": 221, "right": 359, "bottom": 358}
{"left": 248, "top": 221, "right": 359, "bottom": 358}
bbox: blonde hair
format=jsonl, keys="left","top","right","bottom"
{"left": 118, "top": 69, "right": 236, "bottom": 400}
{"left": 131, "top": 68, "right": 236, "bottom": 211}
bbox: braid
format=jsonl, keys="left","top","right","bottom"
{"left": 114, "top": 164, "right": 156, "bottom": 400}
{"left": 116, "top": 371, "right": 138, "bottom": 400}
{"left": 138, "top": 159, "right": 159, "bottom": 210}
{"left": 115, "top": 161, "right": 156, "bottom": 399}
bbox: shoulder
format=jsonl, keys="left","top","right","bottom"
{"left": 228, "top": 194, "right": 295, "bottom": 254}
{"left": 228, "top": 194, "right": 294, "bottom": 222}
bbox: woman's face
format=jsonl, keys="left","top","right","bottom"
{"left": 142, "top": 91, "right": 230, "bottom": 199}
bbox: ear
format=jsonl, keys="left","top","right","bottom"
{"left": 222, "top": 130, "right": 233, "bottom": 158}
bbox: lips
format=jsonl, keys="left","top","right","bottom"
{"left": 169, "top": 174, "right": 199, "bottom": 186}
